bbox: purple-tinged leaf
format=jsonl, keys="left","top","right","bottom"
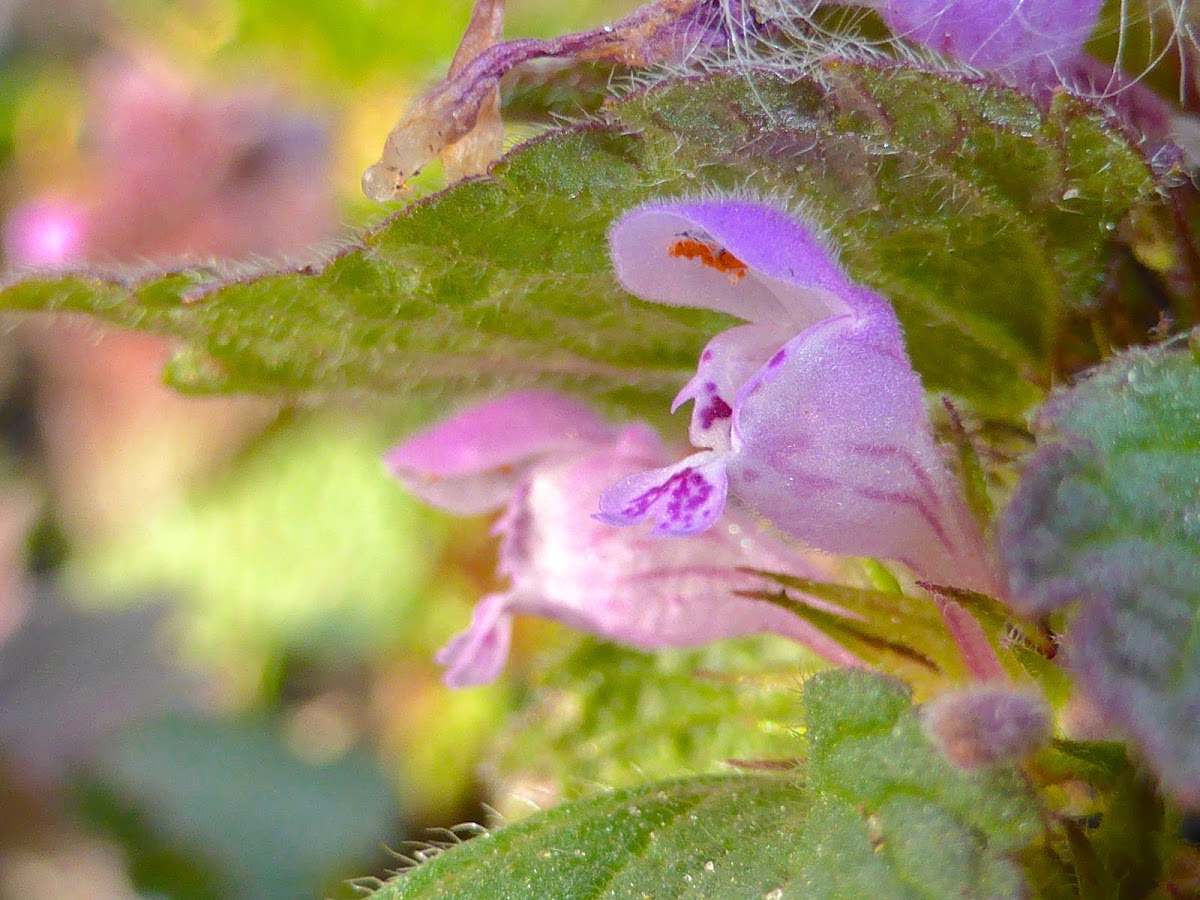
{"left": 999, "top": 335, "right": 1200, "bottom": 804}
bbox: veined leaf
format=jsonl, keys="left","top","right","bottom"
{"left": 0, "top": 62, "right": 1152, "bottom": 425}
{"left": 370, "top": 670, "right": 1042, "bottom": 899}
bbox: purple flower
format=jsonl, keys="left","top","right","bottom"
{"left": 387, "top": 390, "right": 860, "bottom": 687}
{"left": 600, "top": 199, "right": 999, "bottom": 594}
{"left": 860, "top": 0, "right": 1103, "bottom": 85}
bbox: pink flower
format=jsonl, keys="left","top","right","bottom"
{"left": 387, "top": 390, "right": 858, "bottom": 687}
{"left": 5, "top": 59, "right": 333, "bottom": 267}
{"left": 860, "top": 0, "right": 1103, "bottom": 85}
{"left": 600, "top": 199, "right": 999, "bottom": 594}
{"left": 3, "top": 200, "right": 88, "bottom": 268}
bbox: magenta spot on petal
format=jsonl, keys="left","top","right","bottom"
{"left": 622, "top": 466, "right": 717, "bottom": 531}
{"left": 701, "top": 349, "right": 714, "bottom": 362}
{"left": 666, "top": 469, "right": 714, "bottom": 529}
{"left": 699, "top": 396, "right": 733, "bottom": 431}
{"left": 768, "top": 349, "right": 788, "bottom": 369}
{"left": 621, "top": 479, "right": 674, "bottom": 519}
{"left": 704, "top": 381, "right": 717, "bottom": 394}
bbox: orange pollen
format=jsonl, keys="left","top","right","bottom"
{"left": 667, "top": 238, "right": 748, "bottom": 282}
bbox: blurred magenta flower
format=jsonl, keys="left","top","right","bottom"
{"left": 600, "top": 199, "right": 999, "bottom": 594}
{"left": 2, "top": 200, "right": 88, "bottom": 268}
{"left": 1, "top": 60, "right": 334, "bottom": 538}
{"left": 387, "top": 390, "right": 859, "bottom": 687}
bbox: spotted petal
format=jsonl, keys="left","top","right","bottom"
{"left": 673, "top": 323, "right": 783, "bottom": 450}
{"left": 595, "top": 450, "right": 730, "bottom": 536}
{"left": 436, "top": 432, "right": 861, "bottom": 685}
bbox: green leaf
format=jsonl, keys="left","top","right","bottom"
{"left": 487, "top": 636, "right": 822, "bottom": 807}
{"left": 84, "top": 714, "right": 398, "bottom": 900}
{"left": 371, "top": 670, "right": 1042, "bottom": 899}
{"left": 999, "top": 334, "right": 1200, "bottom": 804}
{"left": 376, "top": 773, "right": 809, "bottom": 900}
{"left": 1035, "top": 740, "right": 1174, "bottom": 898}
{"left": 796, "top": 671, "right": 1042, "bottom": 898}
{"left": 0, "top": 62, "right": 1151, "bottom": 423}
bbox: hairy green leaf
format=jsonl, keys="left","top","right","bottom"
{"left": 795, "top": 671, "right": 1041, "bottom": 898}
{"left": 0, "top": 62, "right": 1151, "bottom": 424}
{"left": 371, "top": 670, "right": 1041, "bottom": 899}
{"left": 375, "top": 774, "right": 808, "bottom": 900}
{"left": 999, "top": 334, "right": 1200, "bottom": 804}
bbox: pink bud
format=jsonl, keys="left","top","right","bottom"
{"left": 922, "top": 685, "right": 1052, "bottom": 769}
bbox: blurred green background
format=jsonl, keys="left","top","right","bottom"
{"left": 0, "top": 2, "right": 635, "bottom": 897}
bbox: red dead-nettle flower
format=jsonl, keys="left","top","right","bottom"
{"left": 599, "top": 199, "right": 1000, "bottom": 594}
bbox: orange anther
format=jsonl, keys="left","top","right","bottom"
{"left": 667, "top": 237, "right": 747, "bottom": 282}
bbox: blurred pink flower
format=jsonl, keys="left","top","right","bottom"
{"left": 7, "top": 59, "right": 333, "bottom": 266}
{"left": 2, "top": 200, "right": 87, "bottom": 268}
{"left": 2, "top": 60, "right": 336, "bottom": 537}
